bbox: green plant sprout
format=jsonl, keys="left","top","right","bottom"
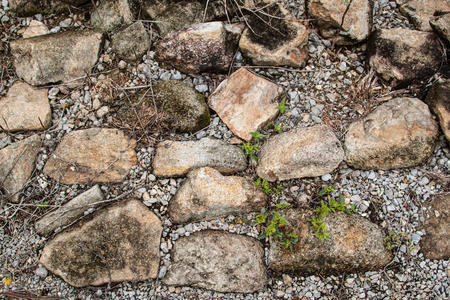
{"left": 241, "top": 142, "right": 259, "bottom": 162}
{"left": 250, "top": 131, "right": 265, "bottom": 143}
{"left": 277, "top": 99, "right": 286, "bottom": 114}
{"left": 254, "top": 178, "right": 282, "bottom": 195}
{"left": 273, "top": 124, "right": 282, "bottom": 134}
{"left": 36, "top": 201, "right": 49, "bottom": 208}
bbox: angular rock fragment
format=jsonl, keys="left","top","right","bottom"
{"left": 208, "top": 68, "right": 283, "bottom": 141}
{"left": 35, "top": 185, "right": 104, "bottom": 237}
{"left": 90, "top": 0, "right": 137, "bottom": 32}
{"left": 169, "top": 167, "right": 267, "bottom": 224}
{"left": 257, "top": 125, "right": 344, "bottom": 181}
{"left": 43, "top": 128, "right": 137, "bottom": 184}
{"left": 40, "top": 199, "right": 162, "bottom": 287}
{"left": 397, "top": 0, "right": 450, "bottom": 31}
{"left": 430, "top": 13, "right": 450, "bottom": 44}
{"left": 308, "top": 0, "right": 371, "bottom": 45}
{"left": 152, "top": 138, "right": 247, "bottom": 177}
{"left": 0, "top": 135, "right": 41, "bottom": 202}
{"left": 10, "top": 30, "right": 103, "bottom": 86}
{"left": 425, "top": 79, "right": 450, "bottom": 142}
{"left": 368, "top": 28, "right": 442, "bottom": 87}
{"left": 155, "top": 22, "right": 242, "bottom": 74}
{"left": 239, "top": 2, "right": 309, "bottom": 67}
{"left": 420, "top": 194, "right": 450, "bottom": 260}
{"left": 111, "top": 21, "right": 151, "bottom": 62}
{"left": 269, "top": 209, "right": 392, "bottom": 274}
{"left": 345, "top": 97, "right": 438, "bottom": 170}
{"left": 23, "top": 20, "right": 50, "bottom": 38}
{"left": 0, "top": 82, "right": 51, "bottom": 132}
{"left": 163, "top": 230, "right": 266, "bottom": 293}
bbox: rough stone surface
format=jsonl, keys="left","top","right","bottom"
{"left": 345, "top": 97, "right": 438, "bottom": 170}
{"left": 430, "top": 12, "right": 450, "bottom": 44}
{"left": 155, "top": 22, "right": 242, "bottom": 74}
{"left": 0, "top": 135, "right": 41, "bottom": 202}
{"left": 257, "top": 125, "right": 344, "bottom": 182}
{"left": 111, "top": 21, "right": 150, "bottom": 62}
{"left": 169, "top": 167, "right": 267, "bottom": 224}
{"left": 308, "top": 0, "right": 371, "bottom": 45}
{"left": 397, "top": 0, "right": 450, "bottom": 31}
{"left": 8, "top": 0, "right": 78, "bottom": 16}
{"left": 425, "top": 79, "right": 450, "bottom": 142}
{"left": 90, "top": 0, "right": 136, "bottom": 32}
{"left": 10, "top": 30, "right": 103, "bottom": 86}
{"left": 368, "top": 28, "right": 442, "bottom": 87}
{"left": 239, "top": 3, "right": 309, "bottom": 67}
{"left": 35, "top": 185, "right": 104, "bottom": 237}
{"left": 23, "top": 20, "right": 49, "bottom": 38}
{"left": 269, "top": 209, "right": 392, "bottom": 274}
{"left": 40, "top": 199, "right": 162, "bottom": 287}
{"left": 163, "top": 230, "right": 266, "bottom": 293}
{"left": 43, "top": 128, "right": 137, "bottom": 184}
{"left": 420, "top": 194, "right": 450, "bottom": 260}
{"left": 152, "top": 137, "right": 247, "bottom": 177}
{"left": 208, "top": 68, "right": 283, "bottom": 141}
{"left": 0, "top": 82, "right": 51, "bottom": 132}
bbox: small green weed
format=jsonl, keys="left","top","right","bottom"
{"left": 277, "top": 99, "right": 286, "bottom": 114}
{"left": 36, "top": 201, "right": 49, "bottom": 208}
{"left": 250, "top": 131, "right": 265, "bottom": 143}
{"left": 273, "top": 124, "right": 283, "bottom": 134}
{"left": 384, "top": 231, "right": 406, "bottom": 250}
{"left": 254, "top": 178, "right": 282, "bottom": 195}
{"left": 241, "top": 142, "right": 259, "bottom": 163}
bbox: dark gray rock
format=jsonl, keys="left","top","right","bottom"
{"left": 111, "top": 21, "right": 151, "bottom": 62}
{"left": 9, "top": 0, "right": 88, "bottom": 17}
{"left": 90, "top": 0, "right": 138, "bottom": 32}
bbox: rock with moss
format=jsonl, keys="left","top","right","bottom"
{"left": 111, "top": 21, "right": 151, "bottom": 62}
{"left": 90, "top": 0, "right": 138, "bottom": 33}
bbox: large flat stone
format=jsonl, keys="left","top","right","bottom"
{"left": 397, "top": 0, "right": 450, "bottom": 31}
{"left": 163, "top": 230, "right": 266, "bottom": 293}
{"left": 425, "top": 79, "right": 450, "bottom": 142}
{"left": 40, "top": 199, "right": 162, "bottom": 287}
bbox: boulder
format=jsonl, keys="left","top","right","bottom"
{"left": 368, "top": 28, "right": 442, "bottom": 87}
{"left": 239, "top": 2, "right": 309, "bottom": 67}
{"left": 345, "top": 97, "right": 438, "bottom": 170}
{"left": 163, "top": 230, "right": 266, "bottom": 293}
{"left": 208, "top": 68, "right": 283, "bottom": 141}
{"left": 40, "top": 199, "right": 162, "bottom": 287}
{"left": 111, "top": 21, "right": 151, "bottom": 62}
{"left": 23, "top": 20, "right": 50, "bottom": 38}
{"left": 152, "top": 137, "right": 247, "bottom": 177}
{"left": 0, "top": 82, "right": 51, "bottom": 132}
{"left": 268, "top": 209, "right": 392, "bottom": 274}
{"left": 425, "top": 79, "right": 450, "bottom": 142}
{"left": 257, "top": 125, "right": 344, "bottom": 182}
{"left": 10, "top": 30, "right": 103, "bottom": 87}
{"left": 307, "top": 0, "right": 371, "bottom": 45}
{"left": 397, "top": 0, "right": 450, "bottom": 31}
{"left": 43, "top": 128, "right": 137, "bottom": 184}
{"left": 155, "top": 22, "right": 242, "bottom": 74}
{"left": 169, "top": 167, "right": 267, "bottom": 224}
{"left": 0, "top": 135, "right": 41, "bottom": 202}
{"left": 9, "top": 0, "right": 87, "bottom": 17}
{"left": 90, "top": 0, "right": 137, "bottom": 32}
{"left": 420, "top": 194, "right": 450, "bottom": 260}
{"left": 35, "top": 185, "right": 104, "bottom": 236}
{"left": 430, "top": 13, "right": 450, "bottom": 44}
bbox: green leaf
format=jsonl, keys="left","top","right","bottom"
{"left": 250, "top": 131, "right": 265, "bottom": 142}
{"left": 275, "top": 203, "right": 290, "bottom": 209}
{"left": 255, "top": 213, "right": 267, "bottom": 224}
{"left": 37, "top": 201, "right": 49, "bottom": 208}
{"left": 277, "top": 99, "right": 286, "bottom": 113}
{"left": 254, "top": 177, "right": 261, "bottom": 187}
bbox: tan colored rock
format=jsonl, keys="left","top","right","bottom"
{"left": 163, "top": 230, "right": 266, "bottom": 293}
{"left": 43, "top": 128, "right": 137, "bottom": 184}
{"left": 35, "top": 185, "right": 104, "bottom": 236}
{"left": 0, "top": 82, "right": 51, "bottom": 132}
{"left": 40, "top": 199, "right": 162, "bottom": 287}
{"left": 397, "top": 0, "right": 450, "bottom": 31}
{"left": 0, "top": 135, "right": 41, "bottom": 202}
{"left": 152, "top": 137, "right": 247, "bottom": 177}
{"left": 269, "top": 209, "right": 392, "bottom": 274}
{"left": 430, "top": 12, "right": 450, "bottom": 44}
{"left": 23, "top": 20, "right": 50, "bottom": 38}
{"left": 169, "top": 167, "right": 267, "bottom": 224}
{"left": 368, "top": 28, "right": 442, "bottom": 87}
{"left": 10, "top": 30, "right": 103, "bottom": 86}
{"left": 257, "top": 125, "right": 344, "bottom": 182}
{"left": 90, "top": 0, "right": 137, "bottom": 32}
{"left": 208, "top": 68, "right": 283, "bottom": 141}
{"left": 239, "top": 3, "right": 309, "bottom": 67}
{"left": 345, "top": 97, "right": 438, "bottom": 170}
{"left": 425, "top": 79, "right": 450, "bottom": 142}
{"left": 308, "top": 0, "right": 371, "bottom": 45}
{"left": 9, "top": 0, "right": 73, "bottom": 17}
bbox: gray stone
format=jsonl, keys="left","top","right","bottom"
{"left": 8, "top": 0, "right": 87, "bottom": 17}
{"left": 111, "top": 21, "right": 151, "bottom": 62}
{"left": 430, "top": 13, "right": 450, "bottom": 44}
{"left": 397, "top": 0, "right": 450, "bottom": 31}
{"left": 163, "top": 230, "right": 266, "bottom": 293}
{"left": 90, "top": 0, "right": 137, "bottom": 32}
{"left": 425, "top": 79, "right": 450, "bottom": 143}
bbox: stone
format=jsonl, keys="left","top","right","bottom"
{"left": 152, "top": 137, "right": 247, "bottom": 177}
{"left": 23, "top": 20, "right": 49, "bottom": 38}
{"left": 169, "top": 167, "right": 267, "bottom": 224}
{"left": 368, "top": 28, "right": 442, "bottom": 87}
{"left": 308, "top": 0, "right": 371, "bottom": 45}
{"left": 430, "top": 13, "right": 450, "bottom": 44}
{"left": 163, "top": 230, "right": 266, "bottom": 293}
{"left": 208, "top": 68, "right": 283, "bottom": 141}
{"left": 111, "top": 21, "right": 151, "bottom": 62}
{"left": 43, "top": 128, "right": 137, "bottom": 184}
{"left": 256, "top": 125, "right": 344, "bottom": 182}
{"left": 10, "top": 30, "right": 103, "bottom": 87}
{"left": 268, "top": 209, "right": 392, "bottom": 274}
{"left": 40, "top": 199, "right": 162, "bottom": 287}
{"left": 8, "top": 0, "right": 85, "bottom": 16}
{"left": 420, "top": 194, "right": 450, "bottom": 260}
{"left": 90, "top": 0, "right": 137, "bottom": 32}
{"left": 155, "top": 22, "right": 242, "bottom": 74}
{"left": 425, "top": 79, "right": 450, "bottom": 142}
{"left": 0, "top": 135, "right": 41, "bottom": 202}
{"left": 0, "top": 82, "right": 51, "bottom": 132}
{"left": 35, "top": 185, "right": 104, "bottom": 236}
{"left": 239, "top": 2, "right": 309, "bottom": 67}
{"left": 397, "top": 0, "right": 450, "bottom": 31}
{"left": 345, "top": 97, "right": 438, "bottom": 170}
